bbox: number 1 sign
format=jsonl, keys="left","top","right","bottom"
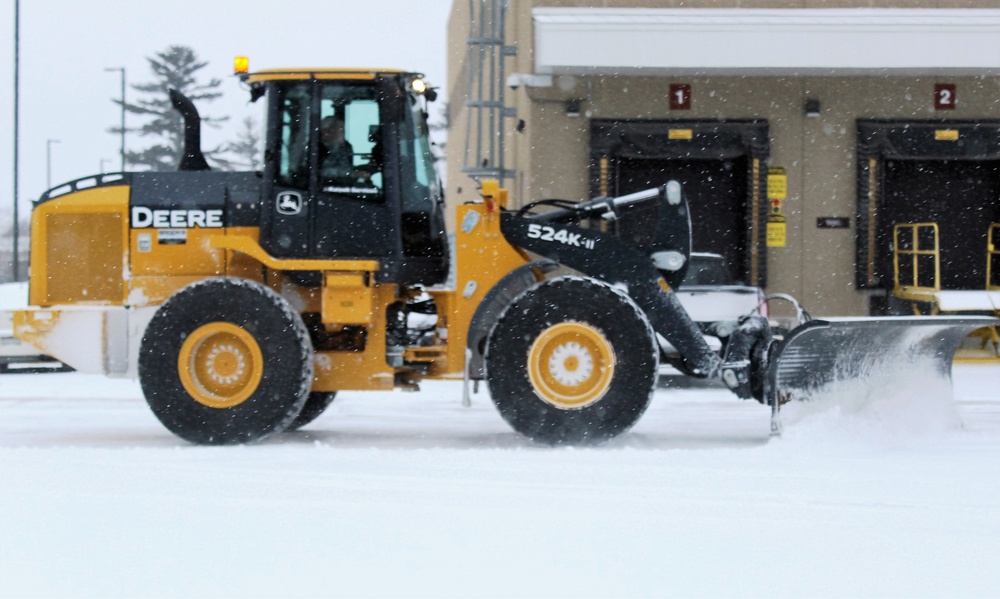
{"left": 670, "top": 84, "right": 691, "bottom": 110}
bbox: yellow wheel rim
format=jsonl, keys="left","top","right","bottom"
{"left": 178, "top": 322, "right": 264, "bottom": 409}
{"left": 527, "top": 321, "right": 616, "bottom": 409}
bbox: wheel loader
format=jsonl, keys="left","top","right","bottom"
{"left": 12, "top": 61, "right": 997, "bottom": 444}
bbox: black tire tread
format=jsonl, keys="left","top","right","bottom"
{"left": 139, "top": 278, "right": 314, "bottom": 445}
{"left": 286, "top": 391, "right": 337, "bottom": 431}
{"left": 485, "top": 276, "right": 659, "bottom": 445}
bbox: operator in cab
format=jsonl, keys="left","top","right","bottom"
{"left": 318, "top": 114, "right": 355, "bottom": 181}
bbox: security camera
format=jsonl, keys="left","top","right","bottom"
{"left": 507, "top": 73, "right": 553, "bottom": 91}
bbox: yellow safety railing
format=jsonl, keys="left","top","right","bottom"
{"left": 891, "top": 222, "right": 1000, "bottom": 361}
{"left": 893, "top": 222, "right": 940, "bottom": 303}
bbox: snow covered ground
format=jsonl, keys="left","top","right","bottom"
{"left": 2, "top": 364, "right": 999, "bottom": 598}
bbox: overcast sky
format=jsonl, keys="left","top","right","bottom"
{"left": 0, "top": 0, "right": 453, "bottom": 226}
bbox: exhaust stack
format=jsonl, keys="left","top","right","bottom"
{"left": 168, "top": 88, "right": 211, "bottom": 172}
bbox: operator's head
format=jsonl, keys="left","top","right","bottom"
{"left": 320, "top": 115, "right": 346, "bottom": 145}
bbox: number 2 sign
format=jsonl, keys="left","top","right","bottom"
{"left": 935, "top": 84, "right": 956, "bottom": 110}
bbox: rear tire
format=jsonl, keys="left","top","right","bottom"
{"left": 139, "top": 278, "right": 314, "bottom": 445}
{"left": 485, "top": 277, "right": 659, "bottom": 445}
{"left": 286, "top": 392, "right": 337, "bottom": 431}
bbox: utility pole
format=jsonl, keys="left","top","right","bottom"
{"left": 105, "top": 67, "right": 126, "bottom": 172}
{"left": 12, "top": 0, "right": 20, "bottom": 281}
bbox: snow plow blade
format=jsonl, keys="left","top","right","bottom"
{"left": 767, "top": 316, "right": 999, "bottom": 432}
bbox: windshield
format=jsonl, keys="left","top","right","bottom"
{"left": 683, "top": 254, "right": 735, "bottom": 286}
{"left": 399, "top": 93, "right": 440, "bottom": 211}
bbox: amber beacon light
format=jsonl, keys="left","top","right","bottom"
{"left": 234, "top": 56, "right": 249, "bottom": 75}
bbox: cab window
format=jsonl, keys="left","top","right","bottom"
{"left": 318, "top": 83, "right": 383, "bottom": 200}
{"left": 276, "top": 83, "right": 311, "bottom": 189}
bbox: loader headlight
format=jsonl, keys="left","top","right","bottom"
{"left": 665, "top": 180, "right": 682, "bottom": 205}
{"left": 722, "top": 369, "right": 739, "bottom": 389}
{"left": 651, "top": 251, "right": 686, "bottom": 272}
{"left": 410, "top": 77, "right": 438, "bottom": 101}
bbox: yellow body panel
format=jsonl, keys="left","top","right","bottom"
{"left": 130, "top": 227, "right": 226, "bottom": 276}
{"left": 222, "top": 227, "right": 266, "bottom": 282}
{"left": 30, "top": 186, "right": 130, "bottom": 306}
{"left": 128, "top": 227, "right": 266, "bottom": 306}
{"left": 246, "top": 68, "right": 404, "bottom": 84}
{"left": 209, "top": 234, "right": 380, "bottom": 272}
{"left": 322, "top": 272, "right": 375, "bottom": 325}
{"left": 312, "top": 284, "right": 397, "bottom": 392}
{"left": 428, "top": 201, "right": 531, "bottom": 378}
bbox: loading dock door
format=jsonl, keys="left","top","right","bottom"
{"left": 591, "top": 120, "right": 769, "bottom": 286}
{"left": 882, "top": 160, "right": 1000, "bottom": 290}
{"left": 616, "top": 157, "right": 749, "bottom": 284}
{"left": 857, "top": 121, "right": 1000, "bottom": 294}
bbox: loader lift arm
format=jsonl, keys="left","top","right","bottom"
{"left": 499, "top": 183, "right": 775, "bottom": 402}
{"left": 497, "top": 183, "right": 999, "bottom": 437}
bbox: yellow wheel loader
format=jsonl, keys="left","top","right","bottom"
{"left": 13, "top": 63, "right": 997, "bottom": 444}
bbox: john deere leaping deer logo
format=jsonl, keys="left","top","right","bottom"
{"left": 276, "top": 191, "right": 303, "bottom": 215}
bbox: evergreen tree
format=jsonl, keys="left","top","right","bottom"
{"left": 111, "top": 46, "right": 229, "bottom": 171}
{"left": 225, "top": 117, "right": 263, "bottom": 171}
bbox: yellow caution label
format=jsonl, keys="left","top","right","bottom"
{"left": 668, "top": 129, "right": 693, "bottom": 140}
{"left": 767, "top": 167, "right": 787, "bottom": 200}
{"left": 935, "top": 129, "right": 959, "bottom": 141}
{"left": 767, "top": 214, "right": 787, "bottom": 247}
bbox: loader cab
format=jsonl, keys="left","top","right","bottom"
{"left": 248, "top": 68, "right": 448, "bottom": 286}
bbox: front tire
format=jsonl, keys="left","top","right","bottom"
{"left": 485, "top": 277, "right": 659, "bottom": 445}
{"left": 139, "top": 278, "right": 314, "bottom": 445}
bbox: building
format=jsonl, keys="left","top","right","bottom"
{"left": 446, "top": 1, "right": 1000, "bottom": 316}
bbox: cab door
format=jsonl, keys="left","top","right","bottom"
{"left": 311, "top": 79, "right": 392, "bottom": 259}
{"left": 261, "top": 82, "right": 314, "bottom": 258}
{"left": 261, "top": 79, "right": 393, "bottom": 261}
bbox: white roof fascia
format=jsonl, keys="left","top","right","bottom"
{"left": 533, "top": 8, "right": 1000, "bottom": 76}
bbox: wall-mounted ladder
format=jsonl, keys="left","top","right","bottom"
{"left": 462, "top": 0, "right": 516, "bottom": 186}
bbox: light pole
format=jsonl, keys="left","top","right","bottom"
{"left": 105, "top": 67, "right": 126, "bottom": 172}
{"left": 46, "top": 139, "right": 60, "bottom": 189}
{"left": 12, "top": 0, "right": 20, "bottom": 281}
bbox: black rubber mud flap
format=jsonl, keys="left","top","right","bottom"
{"left": 769, "top": 316, "right": 999, "bottom": 403}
